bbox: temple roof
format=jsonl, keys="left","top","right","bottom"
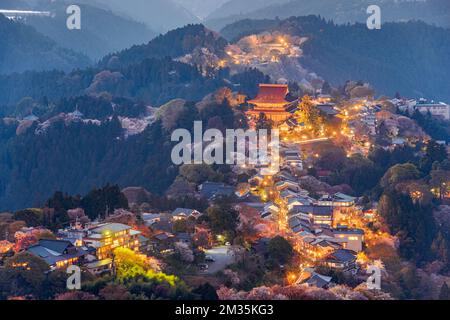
{"left": 248, "top": 84, "right": 289, "bottom": 105}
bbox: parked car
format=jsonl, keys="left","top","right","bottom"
{"left": 205, "top": 256, "right": 215, "bottom": 263}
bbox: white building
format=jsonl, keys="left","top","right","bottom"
{"left": 410, "top": 99, "right": 450, "bottom": 120}
{"left": 318, "top": 193, "right": 356, "bottom": 207}
{"left": 333, "top": 226, "right": 364, "bottom": 252}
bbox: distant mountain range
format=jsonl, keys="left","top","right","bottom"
{"left": 173, "top": 0, "right": 229, "bottom": 19}
{"left": 207, "top": 0, "right": 291, "bottom": 20}
{"left": 0, "top": 24, "right": 255, "bottom": 106}
{"left": 0, "top": 14, "right": 90, "bottom": 74}
{"left": 206, "top": 0, "right": 450, "bottom": 31}
{"left": 100, "top": 24, "right": 228, "bottom": 68}
{"left": 87, "top": 0, "right": 200, "bottom": 33}
{"left": 0, "top": 0, "right": 156, "bottom": 60}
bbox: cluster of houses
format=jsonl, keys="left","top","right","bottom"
{"left": 281, "top": 144, "right": 304, "bottom": 170}
{"left": 242, "top": 142, "right": 364, "bottom": 280}
{"left": 4, "top": 222, "right": 145, "bottom": 274}
{"left": 1, "top": 203, "right": 212, "bottom": 274}
{"left": 141, "top": 207, "right": 205, "bottom": 254}
{"left": 284, "top": 181, "right": 363, "bottom": 274}
{"left": 344, "top": 98, "right": 449, "bottom": 153}
{"left": 393, "top": 99, "right": 450, "bottom": 153}
{"left": 18, "top": 181, "right": 240, "bottom": 276}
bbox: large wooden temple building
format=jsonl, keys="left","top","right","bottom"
{"left": 247, "top": 84, "right": 296, "bottom": 123}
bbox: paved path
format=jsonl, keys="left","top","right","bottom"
{"left": 203, "top": 246, "right": 238, "bottom": 274}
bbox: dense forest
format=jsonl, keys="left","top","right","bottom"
{"left": 0, "top": 91, "right": 250, "bottom": 210}
{"left": 0, "top": 101, "right": 174, "bottom": 210}
{"left": 99, "top": 24, "right": 228, "bottom": 68}
{"left": 0, "top": 25, "right": 249, "bottom": 106}
{"left": 0, "top": 56, "right": 259, "bottom": 106}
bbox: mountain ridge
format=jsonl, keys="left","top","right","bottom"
{"left": 206, "top": 0, "right": 450, "bottom": 31}
{"left": 0, "top": 13, "right": 91, "bottom": 74}
{"left": 220, "top": 15, "right": 450, "bottom": 102}
{"left": 5, "top": 0, "right": 156, "bottom": 61}
{"left": 86, "top": 0, "right": 200, "bottom": 33}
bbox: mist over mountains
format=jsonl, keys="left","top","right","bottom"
{"left": 0, "top": 0, "right": 155, "bottom": 60}
{"left": 206, "top": 0, "right": 450, "bottom": 31}
{"left": 0, "top": 14, "right": 90, "bottom": 74}
{"left": 173, "top": 0, "right": 229, "bottom": 19}
{"left": 207, "top": 0, "right": 292, "bottom": 20}
{"left": 86, "top": 0, "right": 200, "bottom": 33}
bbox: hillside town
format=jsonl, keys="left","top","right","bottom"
{"left": 1, "top": 75, "right": 450, "bottom": 300}
{"left": 0, "top": 0, "right": 450, "bottom": 301}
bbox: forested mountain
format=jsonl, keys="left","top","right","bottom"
{"left": 220, "top": 19, "right": 280, "bottom": 41}
{"left": 207, "top": 0, "right": 450, "bottom": 31}
{"left": 0, "top": 24, "right": 236, "bottom": 106}
{"left": 22, "top": 1, "right": 155, "bottom": 60}
{"left": 222, "top": 16, "right": 450, "bottom": 101}
{"left": 0, "top": 57, "right": 227, "bottom": 106}
{"left": 0, "top": 21, "right": 265, "bottom": 209}
{"left": 100, "top": 24, "right": 228, "bottom": 68}
{"left": 2, "top": 16, "right": 449, "bottom": 106}
{"left": 0, "top": 91, "right": 244, "bottom": 210}
{"left": 0, "top": 104, "right": 176, "bottom": 210}
{"left": 1, "top": 17, "right": 449, "bottom": 210}
{"left": 0, "top": 14, "right": 90, "bottom": 74}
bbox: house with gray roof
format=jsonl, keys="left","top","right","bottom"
{"left": 290, "top": 205, "right": 334, "bottom": 226}
{"left": 171, "top": 208, "right": 202, "bottom": 219}
{"left": 27, "top": 239, "right": 88, "bottom": 270}
{"left": 323, "top": 249, "right": 357, "bottom": 273}
{"left": 304, "top": 273, "right": 333, "bottom": 289}
{"left": 199, "top": 182, "right": 235, "bottom": 200}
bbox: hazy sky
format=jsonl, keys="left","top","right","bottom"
{"left": 173, "top": 0, "right": 229, "bottom": 19}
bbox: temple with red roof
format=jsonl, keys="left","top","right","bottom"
{"left": 247, "top": 84, "right": 296, "bottom": 123}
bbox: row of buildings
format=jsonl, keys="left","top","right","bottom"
{"left": 24, "top": 222, "right": 144, "bottom": 273}
{"left": 395, "top": 98, "right": 450, "bottom": 121}
{"left": 242, "top": 138, "right": 364, "bottom": 276}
